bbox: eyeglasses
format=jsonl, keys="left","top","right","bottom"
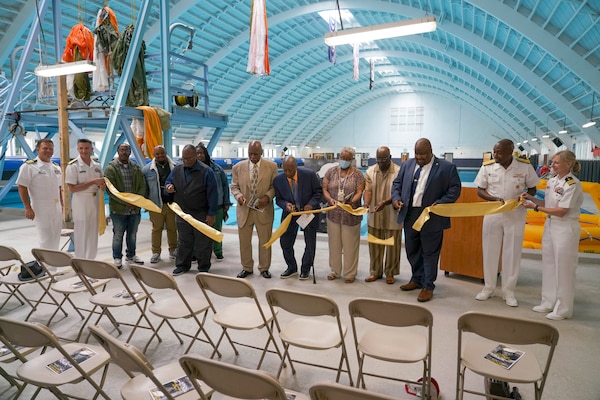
{"left": 376, "top": 157, "right": 390, "bottom": 162}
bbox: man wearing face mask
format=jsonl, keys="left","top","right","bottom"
{"left": 322, "top": 146, "right": 366, "bottom": 283}
{"left": 363, "top": 146, "right": 402, "bottom": 284}
{"left": 392, "top": 138, "right": 461, "bottom": 302}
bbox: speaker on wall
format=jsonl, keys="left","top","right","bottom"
{"left": 552, "top": 137, "right": 563, "bottom": 147}
{"left": 518, "top": 145, "right": 525, "bottom": 151}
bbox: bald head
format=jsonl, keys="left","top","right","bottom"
{"left": 493, "top": 139, "right": 514, "bottom": 168}
{"left": 282, "top": 156, "right": 298, "bottom": 179}
{"left": 415, "top": 138, "right": 433, "bottom": 166}
{"left": 153, "top": 145, "right": 166, "bottom": 162}
{"left": 248, "top": 141, "right": 263, "bottom": 164}
{"left": 375, "top": 146, "right": 391, "bottom": 171}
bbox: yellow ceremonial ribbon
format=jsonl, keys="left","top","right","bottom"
{"left": 98, "top": 189, "right": 106, "bottom": 235}
{"left": 412, "top": 199, "right": 524, "bottom": 231}
{"left": 103, "top": 177, "right": 162, "bottom": 213}
{"left": 367, "top": 233, "right": 394, "bottom": 246}
{"left": 168, "top": 202, "right": 224, "bottom": 243}
{"left": 264, "top": 202, "right": 369, "bottom": 248}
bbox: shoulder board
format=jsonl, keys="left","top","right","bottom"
{"left": 25, "top": 159, "right": 37, "bottom": 164}
{"left": 483, "top": 160, "right": 495, "bottom": 166}
{"left": 516, "top": 157, "right": 530, "bottom": 164}
{"left": 92, "top": 156, "right": 99, "bottom": 162}
{"left": 564, "top": 176, "right": 576, "bottom": 185}
{"left": 52, "top": 162, "right": 59, "bottom": 166}
{"left": 68, "top": 158, "right": 78, "bottom": 165}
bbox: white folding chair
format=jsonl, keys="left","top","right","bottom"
{"left": 129, "top": 265, "right": 220, "bottom": 354}
{"left": 0, "top": 316, "right": 111, "bottom": 400}
{"left": 195, "top": 272, "right": 283, "bottom": 369}
{"left": 0, "top": 245, "right": 61, "bottom": 321}
{"left": 309, "top": 381, "right": 399, "bottom": 400}
{"left": 265, "top": 288, "right": 353, "bottom": 386}
{"left": 88, "top": 325, "right": 212, "bottom": 400}
{"left": 70, "top": 258, "right": 160, "bottom": 345}
{"left": 31, "top": 248, "right": 110, "bottom": 329}
{"left": 456, "top": 311, "right": 559, "bottom": 400}
{"left": 179, "top": 354, "right": 307, "bottom": 400}
{"left": 348, "top": 298, "right": 432, "bottom": 397}
{"left": 0, "top": 336, "right": 41, "bottom": 399}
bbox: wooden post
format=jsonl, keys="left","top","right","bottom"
{"left": 57, "top": 74, "right": 72, "bottom": 227}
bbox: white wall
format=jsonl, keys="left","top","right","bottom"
{"left": 311, "top": 93, "right": 513, "bottom": 159}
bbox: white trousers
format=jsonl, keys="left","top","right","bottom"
{"left": 72, "top": 192, "right": 99, "bottom": 259}
{"left": 540, "top": 217, "right": 579, "bottom": 318}
{"left": 481, "top": 210, "right": 526, "bottom": 296}
{"left": 327, "top": 219, "right": 361, "bottom": 280}
{"left": 33, "top": 200, "right": 62, "bottom": 250}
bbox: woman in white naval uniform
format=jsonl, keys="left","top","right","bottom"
{"left": 522, "top": 150, "right": 583, "bottom": 320}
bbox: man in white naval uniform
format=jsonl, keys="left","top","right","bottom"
{"left": 65, "top": 138, "right": 105, "bottom": 259}
{"left": 17, "top": 138, "right": 63, "bottom": 249}
{"left": 473, "top": 139, "right": 539, "bottom": 307}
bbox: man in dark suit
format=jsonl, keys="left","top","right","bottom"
{"left": 230, "top": 141, "right": 278, "bottom": 279}
{"left": 273, "top": 156, "right": 322, "bottom": 280}
{"left": 391, "top": 138, "right": 461, "bottom": 302}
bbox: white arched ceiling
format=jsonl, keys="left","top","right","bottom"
{"left": 1, "top": 0, "right": 598, "bottom": 149}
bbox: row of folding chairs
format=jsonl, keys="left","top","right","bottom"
{"left": 0, "top": 316, "right": 397, "bottom": 399}
{"left": 0, "top": 245, "right": 559, "bottom": 400}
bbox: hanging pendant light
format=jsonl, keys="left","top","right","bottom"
{"left": 582, "top": 92, "right": 597, "bottom": 128}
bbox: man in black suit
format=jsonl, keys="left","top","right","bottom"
{"left": 391, "top": 138, "right": 461, "bottom": 302}
{"left": 273, "top": 156, "right": 322, "bottom": 280}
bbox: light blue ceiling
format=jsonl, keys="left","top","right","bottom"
{"left": 0, "top": 0, "right": 599, "bottom": 150}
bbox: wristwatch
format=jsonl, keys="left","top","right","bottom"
{"left": 534, "top": 205, "right": 539, "bottom": 212}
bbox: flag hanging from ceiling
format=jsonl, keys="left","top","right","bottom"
{"left": 369, "top": 59, "right": 374, "bottom": 90}
{"left": 327, "top": 16, "right": 336, "bottom": 65}
{"left": 247, "top": 0, "right": 270, "bottom": 75}
{"left": 353, "top": 43, "right": 359, "bottom": 81}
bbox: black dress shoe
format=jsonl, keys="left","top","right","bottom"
{"left": 261, "top": 270, "right": 272, "bottom": 279}
{"left": 237, "top": 270, "right": 253, "bottom": 278}
{"left": 280, "top": 269, "right": 297, "bottom": 279}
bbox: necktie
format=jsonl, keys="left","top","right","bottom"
{"left": 410, "top": 166, "right": 422, "bottom": 205}
{"left": 250, "top": 164, "right": 259, "bottom": 197}
{"left": 291, "top": 179, "right": 300, "bottom": 210}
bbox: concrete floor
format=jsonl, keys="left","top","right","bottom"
{"left": 0, "top": 209, "right": 598, "bottom": 399}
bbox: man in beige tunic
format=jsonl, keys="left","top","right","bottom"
{"left": 363, "top": 146, "right": 402, "bottom": 284}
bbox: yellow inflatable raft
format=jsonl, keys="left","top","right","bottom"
{"left": 524, "top": 180, "right": 600, "bottom": 254}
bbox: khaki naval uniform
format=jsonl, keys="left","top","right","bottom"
{"left": 365, "top": 162, "right": 402, "bottom": 278}
{"left": 474, "top": 157, "right": 539, "bottom": 298}
{"left": 16, "top": 157, "right": 62, "bottom": 249}
{"left": 540, "top": 173, "right": 583, "bottom": 318}
{"left": 65, "top": 157, "right": 103, "bottom": 259}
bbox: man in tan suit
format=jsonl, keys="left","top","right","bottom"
{"left": 230, "top": 141, "right": 278, "bottom": 278}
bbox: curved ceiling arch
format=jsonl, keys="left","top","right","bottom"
{"left": 189, "top": 0, "right": 599, "bottom": 145}
{"left": 285, "top": 75, "right": 533, "bottom": 151}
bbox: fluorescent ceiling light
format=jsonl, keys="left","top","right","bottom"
{"left": 523, "top": 140, "right": 528, "bottom": 143}
{"left": 531, "top": 138, "right": 538, "bottom": 141}
{"left": 582, "top": 120, "right": 596, "bottom": 128}
{"left": 324, "top": 16, "right": 437, "bottom": 46}
{"left": 542, "top": 134, "right": 550, "bottom": 138}
{"left": 558, "top": 129, "right": 568, "bottom": 134}
{"left": 34, "top": 60, "right": 96, "bottom": 77}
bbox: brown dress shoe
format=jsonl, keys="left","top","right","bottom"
{"left": 400, "top": 281, "right": 422, "bottom": 291}
{"left": 386, "top": 276, "right": 395, "bottom": 284}
{"left": 417, "top": 289, "right": 433, "bottom": 302}
{"left": 365, "top": 275, "right": 381, "bottom": 282}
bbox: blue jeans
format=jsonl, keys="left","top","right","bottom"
{"left": 111, "top": 213, "right": 141, "bottom": 259}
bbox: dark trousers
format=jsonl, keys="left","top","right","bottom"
{"left": 176, "top": 212, "right": 213, "bottom": 272}
{"left": 111, "top": 212, "right": 141, "bottom": 259}
{"left": 280, "top": 216, "right": 318, "bottom": 274}
{"left": 404, "top": 207, "right": 443, "bottom": 290}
